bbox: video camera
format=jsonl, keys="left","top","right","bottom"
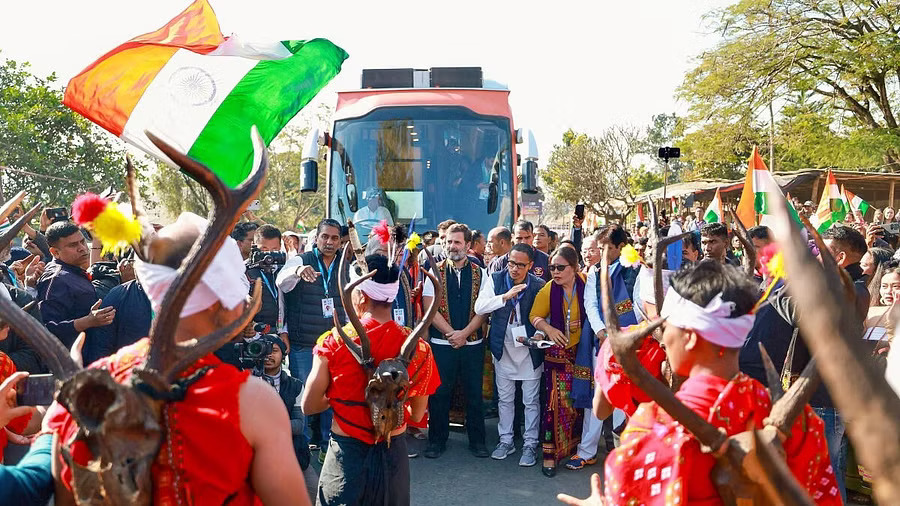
{"left": 247, "top": 246, "right": 286, "bottom": 273}
{"left": 233, "top": 323, "right": 276, "bottom": 376}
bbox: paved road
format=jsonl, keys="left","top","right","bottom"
{"left": 406, "top": 419, "right": 597, "bottom": 506}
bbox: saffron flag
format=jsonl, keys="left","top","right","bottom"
{"left": 637, "top": 202, "right": 645, "bottom": 223}
{"left": 810, "top": 170, "right": 847, "bottom": 233}
{"left": 63, "top": 0, "right": 348, "bottom": 187}
{"left": 844, "top": 187, "right": 871, "bottom": 217}
{"left": 703, "top": 188, "right": 724, "bottom": 223}
{"left": 736, "top": 146, "right": 801, "bottom": 227}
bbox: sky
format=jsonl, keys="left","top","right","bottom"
{"left": 1, "top": 0, "right": 732, "bottom": 163}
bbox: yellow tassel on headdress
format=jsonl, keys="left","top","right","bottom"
{"left": 407, "top": 232, "right": 422, "bottom": 251}
{"left": 754, "top": 251, "right": 785, "bottom": 313}
{"left": 620, "top": 244, "right": 640, "bottom": 268}
{"left": 91, "top": 204, "right": 142, "bottom": 255}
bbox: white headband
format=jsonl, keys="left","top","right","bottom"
{"left": 660, "top": 289, "right": 755, "bottom": 348}
{"left": 134, "top": 213, "right": 249, "bottom": 317}
{"left": 350, "top": 263, "right": 399, "bottom": 303}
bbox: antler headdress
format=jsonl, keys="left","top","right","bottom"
{"left": 0, "top": 127, "right": 268, "bottom": 505}
{"left": 330, "top": 240, "right": 442, "bottom": 445}
{"left": 599, "top": 245, "right": 820, "bottom": 505}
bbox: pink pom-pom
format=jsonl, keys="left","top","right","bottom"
{"left": 71, "top": 193, "right": 109, "bottom": 225}
{"left": 372, "top": 220, "right": 391, "bottom": 244}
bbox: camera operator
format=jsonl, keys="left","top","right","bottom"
{"left": 257, "top": 334, "right": 317, "bottom": 499}
{"left": 245, "top": 225, "right": 288, "bottom": 346}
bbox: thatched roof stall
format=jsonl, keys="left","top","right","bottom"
{"left": 636, "top": 170, "right": 900, "bottom": 212}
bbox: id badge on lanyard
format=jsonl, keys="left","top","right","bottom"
{"left": 317, "top": 251, "right": 336, "bottom": 319}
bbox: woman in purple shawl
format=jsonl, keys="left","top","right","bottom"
{"left": 529, "top": 246, "right": 586, "bottom": 477}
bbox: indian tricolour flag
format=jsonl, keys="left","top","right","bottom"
{"left": 810, "top": 170, "right": 847, "bottom": 233}
{"left": 63, "top": 0, "right": 347, "bottom": 187}
{"left": 735, "top": 146, "right": 801, "bottom": 227}
{"left": 844, "top": 187, "right": 871, "bottom": 217}
{"left": 703, "top": 188, "right": 724, "bottom": 223}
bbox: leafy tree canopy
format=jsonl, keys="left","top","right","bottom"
{"left": 0, "top": 55, "right": 130, "bottom": 206}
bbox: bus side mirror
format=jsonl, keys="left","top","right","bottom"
{"left": 301, "top": 160, "right": 318, "bottom": 192}
{"left": 522, "top": 160, "right": 538, "bottom": 194}
{"left": 301, "top": 128, "right": 321, "bottom": 193}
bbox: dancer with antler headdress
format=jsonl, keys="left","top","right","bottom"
{"left": 303, "top": 245, "right": 441, "bottom": 506}
{"left": 560, "top": 258, "right": 840, "bottom": 505}
{"left": 0, "top": 130, "right": 310, "bottom": 505}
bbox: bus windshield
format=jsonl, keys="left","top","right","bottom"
{"left": 329, "top": 106, "right": 514, "bottom": 238}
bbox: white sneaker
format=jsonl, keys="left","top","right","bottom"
{"left": 519, "top": 445, "right": 537, "bottom": 467}
{"left": 491, "top": 442, "right": 516, "bottom": 460}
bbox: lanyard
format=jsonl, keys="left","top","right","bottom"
{"left": 562, "top": 287, "right": 576, "bottom": 340}
{"left": 4, "top": 266, "right": 19, "bottom": 289}
{"left": 504, "top": 273, "right": 528, "bottom": 324}
{"left": 315, "top": 249, "right": 336, "bottom": 297}
{"left": 504, "top": 273, "right": 528, "bottom": 307}
{"left": 260, "top": 271, "right": 277, "bottom": 303}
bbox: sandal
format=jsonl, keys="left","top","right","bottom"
{"left": 564, "top": 455, "right": 598, "bottom": 470}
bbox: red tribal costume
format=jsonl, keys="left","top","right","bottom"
{"left": 45, "top": 339, "right": 260, "bottom": 506}
{"left": 0, "top": 352, "right": 32, "bottom": 463}
{"left": 594, "top": 325, "right": 667, "bottom": 417}
{"left": 315, "top": 317, "right": 440, "bottom": 442}
{"left": 603, "top": 373, "right": 841, "bottom": 505}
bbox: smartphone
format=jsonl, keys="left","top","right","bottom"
{"left": 16, "top": 374, "right": 56, "bottom": 406}
{"left": 884, "top": 222, "right": 900, "bottom": 235}
{"left": 46, "top": 207, "right": 69, "bottom": 224}
{"left": 575, "top": 204, "right": 585, "bottom": 220}
{"left": 247, "top": 199, "right": 261, "bottom": 211}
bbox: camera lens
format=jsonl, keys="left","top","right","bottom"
{"left": 247, "top": 340, "right": 265, "bottom": 357}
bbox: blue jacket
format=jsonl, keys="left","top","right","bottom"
{"left": 0, "top": 434, "right": 53, "bottom": 506}
{"left": 486, "top": 271, "right": 546, "bottom": 370}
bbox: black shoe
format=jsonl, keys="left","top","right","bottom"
{"left": 423, "top": 443, "right": 445, "bottom": 459}
{"left": 542, "top": 465, "right": 557, "bottom": 478}
{"left": 469, "top": 444, "right": 489, "bottom": 458}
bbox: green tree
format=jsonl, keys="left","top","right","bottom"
{"left": 0, "top": 56, "right": 130, "bottom": 205}
{"left": 542, "top": 126, "right": 648, "bottom": 222}
{"left": 642, "top": 113, "right": 690, "bottom": 182}
{"left": 680, "top": 0, "right": 900, "bottom": 172}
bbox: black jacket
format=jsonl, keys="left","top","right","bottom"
{"left": 0, "top": 286, "right": 46, "bottom": 373}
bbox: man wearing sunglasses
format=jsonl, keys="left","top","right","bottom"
{"left": 474, "top": 243, "right": 546, "bottom": 467}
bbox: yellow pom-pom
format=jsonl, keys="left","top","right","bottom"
{"left": 407, "top": 232, "right": 422, "bottom": 251}
{"left": 91, "top": 203, "right": 142, "bottom": 255}
{"left": 766, "top": 252, "right": 785, "bottom": 281}
{"left": 620, "top": 244, "right": 640, "bottom": 268}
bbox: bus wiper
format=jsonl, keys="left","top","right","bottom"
{"left": 487, "top": 148, "right": 504, "bottom": 214}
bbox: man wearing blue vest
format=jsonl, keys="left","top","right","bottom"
{"left": 475, "top": 243, "right": 546, "bottom": 467}
{"left": 277, "top": 218, "right": 345, "bottom": 454}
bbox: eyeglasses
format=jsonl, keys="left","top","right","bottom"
{"left": 508, "top": 260, "right": 529, "bottom": 269}
{"left": 548, "top": 264, "right": 570, "bottom": 272}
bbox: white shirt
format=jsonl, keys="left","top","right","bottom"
{"left": 353, "top": 205, "right": 393, "bottom": 225}
{"left": 423, "top": 261, "right": 490, "bottom": 345}
{"left": 474, "top": 274, "right": 543, "bottom": 380}
{"left": 276, "top": 254, "right": 308, "bottom": 293}
{"left": 276, "top": 252, "right": 339, "bottom": 294}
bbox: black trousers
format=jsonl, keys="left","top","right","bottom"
{"left": 428, "top": 342, "right": 486, "bottom": 447}
{"left": 317, "top": 433, "right": 409, "bottom": 506}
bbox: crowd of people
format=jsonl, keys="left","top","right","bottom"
{"left": 0, "top": 190, "right": 897, "bottom": 505}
